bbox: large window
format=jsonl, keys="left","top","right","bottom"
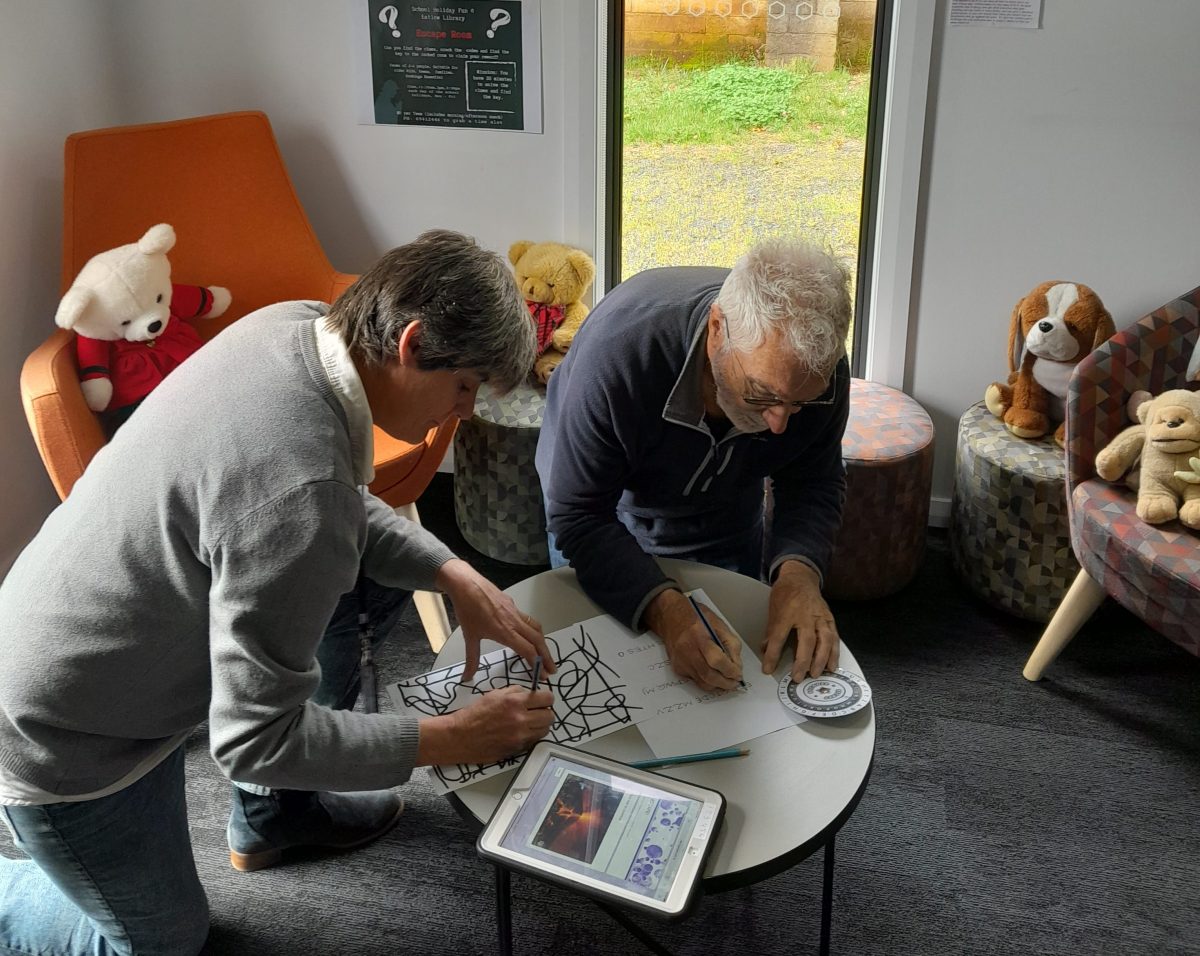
{"left": 596, "top": 0, "right": 893, "bottom": 377}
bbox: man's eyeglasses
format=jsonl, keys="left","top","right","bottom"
{"left": 729, "top": 349, "right": 840, "bottom": 410}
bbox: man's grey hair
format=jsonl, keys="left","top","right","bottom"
{"left": 327, "top": 229, "right": 535, "bottom": 393}
{"left": 716, "top": 238, "right": 851, "bottom": 377}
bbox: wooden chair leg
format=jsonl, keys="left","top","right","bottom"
{"left": 1022, "top": 568, "right": 1106, "bottom": 681}
{"left": 394, "top": 501, "right": 453, "bottom": 653}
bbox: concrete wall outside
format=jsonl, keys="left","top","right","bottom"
{"left": 624, "top": 0, "right": 766, "bottom": 63}
{"left": 836, "top": 1, "right": 876, "bottom": 70}
{"left": 626, "top": 1, "right": 876, "bottom": 70}
{"left": 765, "top": 2, "right": 840, "bottom": 70}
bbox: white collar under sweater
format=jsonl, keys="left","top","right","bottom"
{"left": 314, "top": 314, "right": 375, "bottom": 485}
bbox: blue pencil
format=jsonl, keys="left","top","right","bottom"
{"left": 687, "top": 595, "right": 747, "bottom": 689}
{"left": 628, "top": 747, "right": 750, "bottom": 770}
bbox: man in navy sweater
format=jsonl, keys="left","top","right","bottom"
{"left": 536, "top": 239, "right": 850, "bottom": 692}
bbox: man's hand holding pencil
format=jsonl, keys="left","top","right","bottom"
{"left": 415, "top": 652, "right": 555, "bottom": 768}
{"left": 416, "top": 680, "right": 555, "bottom": 767}
{"left": 642, "top": 588, "right": 743, "bottom": 692}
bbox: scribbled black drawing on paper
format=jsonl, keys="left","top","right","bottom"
{"left": 392, "top": 625, "right": 640, "bottom": 789}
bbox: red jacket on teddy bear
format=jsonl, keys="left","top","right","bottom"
{"left": 54, "top": 223, "right": 231, "bottom": 426}
{"left": 75, "top": 283, "right": 221, "bottom": 413}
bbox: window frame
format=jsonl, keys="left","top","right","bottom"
{"left": 592, "top": 0, "right": 934, "bottom": 388}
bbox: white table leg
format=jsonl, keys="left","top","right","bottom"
{"left": 394, "top": 501, "right": 452, "bottom": 653}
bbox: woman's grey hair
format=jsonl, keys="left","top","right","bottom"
{"left": 327, "top": 229, "right": 535, "bottom": 393}
{"left": 715, "top": 238, "right": 851, "bottom": 377}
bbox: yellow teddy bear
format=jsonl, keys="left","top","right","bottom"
{"left": 508, "top": 240, "right": 595, "bottom": 385}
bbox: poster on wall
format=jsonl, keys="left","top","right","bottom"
{"left": 354, "top": 0, "right": 542, "bottom": 132}
{"left": 949, "top": 0, "right": 1042, "bottom": 29}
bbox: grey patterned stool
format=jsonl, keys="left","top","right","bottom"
{"left": 453, "top": 382, "right": 548, "bottom": 565}
{"left": 950, "top": 402, "right": 1078, "bottom": 622}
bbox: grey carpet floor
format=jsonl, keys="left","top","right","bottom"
{"left": 4, "top": 472, "right": 1199, "bottom": 955}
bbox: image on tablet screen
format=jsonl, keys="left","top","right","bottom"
{"left": 531, "top": 774, "right": 622, "bottom": 863}
{"left": 503, "top": 756, "right": 703, "bottom": 902}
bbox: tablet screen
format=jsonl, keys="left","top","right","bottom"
{"left": 498, "top": 754, "right": 704, "bottom": 903}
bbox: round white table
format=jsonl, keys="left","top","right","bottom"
{"left": 435, "top": 559, "right": 875, "bottom": 954}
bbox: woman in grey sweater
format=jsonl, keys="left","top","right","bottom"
{"left": 0, "top": 230, "right": 555, "bottom": 956}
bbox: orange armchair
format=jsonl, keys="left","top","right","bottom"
{"left": 20, "top": 110, "right": 453, "bottom": 648}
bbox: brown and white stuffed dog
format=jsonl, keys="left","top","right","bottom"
{"left": 984, "top": 281, "right": 1115, "bottom": 445}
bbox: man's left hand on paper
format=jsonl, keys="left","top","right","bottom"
{"left": 436, "top": 558, "right": 557, "bottom": 680}
{"left": 760, "top": 560, "right": 840, "bottom": 681}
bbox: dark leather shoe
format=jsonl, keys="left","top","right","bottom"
{"left": 227, "top": 787, "right": 405, "bottom": 872}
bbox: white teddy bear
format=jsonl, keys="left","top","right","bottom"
{"left": 55, "top": 223, "right": 230, "bottom": 425}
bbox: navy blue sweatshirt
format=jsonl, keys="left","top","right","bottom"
{"left": 536, "top": 267, "right": 848, "bottom": 630}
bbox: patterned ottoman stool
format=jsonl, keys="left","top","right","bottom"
{"left": 949, "top": 402, "right": 1078, "bottom": 622}
{"left": 824, "top": 380, "right": 935, "bottom": 600}
{"left": 453, "top": 382, "right": 549, "bottom": 565}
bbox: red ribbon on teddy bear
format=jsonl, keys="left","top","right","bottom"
{"left": 527, "top": 300, "right": 565, "bottom": 354}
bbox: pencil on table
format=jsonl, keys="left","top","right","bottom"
{"left": 628, "top": 747, "right": 751, "bottom": 770}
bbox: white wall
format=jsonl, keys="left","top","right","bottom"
{"left": 0, "top": 0, "right": 127, "bottom": 571}
{"left": 0, "top": 0, "right": 594, "bottom": 570}
{"left": 911, "top": 0, "right": 1200, "bottom": 511}
{"left": 4, "top": 0, "right": 1199, "bottom": 567}
{"left": 99, "top": 0, "right": 595, "bottom": 273}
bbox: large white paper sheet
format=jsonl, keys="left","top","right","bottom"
{"left": 633, "top": 591, "right": 804, "bottom": 758}
{"left": 387, "top": 590, "right": 801, "bottom": 792}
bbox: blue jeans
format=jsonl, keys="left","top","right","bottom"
{"left": 0, "top": 746, "right": 206, "bottom": 956}
{"left": 547, "top": 529, "right": 570, "bottom": 570}
{"left": 312, "top": 578, "right": 410, "bottom": 711}
{"left": 0, "top": 579, "right": 410, "bottom": 956}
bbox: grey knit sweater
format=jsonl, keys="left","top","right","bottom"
{"left": 0, "top": 302, "right": 454, "bottom": 798}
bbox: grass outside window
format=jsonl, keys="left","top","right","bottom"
{"left": 621, "top": 57, "right": 871, "bottom": 351}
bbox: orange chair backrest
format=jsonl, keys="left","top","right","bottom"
{"left": 25, "top": 111, "right": 345, "bottom": 499}
{"left": 27, "top": 110, "right": 451, "bottom": 506}
{"left": 62, "top": 110, "right": 341, "bottom": 335}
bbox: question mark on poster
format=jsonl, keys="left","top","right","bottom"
{"left": 487, "top": 8, "right": 511, "bottom": 38}
{"left": 378, "top": 4, "right": 401, "bottom": 37}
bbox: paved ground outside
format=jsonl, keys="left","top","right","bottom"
{"left": 622, "top": 136, "right": 867, "bottom": 286}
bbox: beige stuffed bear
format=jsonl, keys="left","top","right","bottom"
{"left": 1095, "top": 389, "right": 1200, "bottom": 529}
{"left": 508, "top": 240, "right": 595, "bottom": 385}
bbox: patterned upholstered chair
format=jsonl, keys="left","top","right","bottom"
{"left": 1023, "top": 287, "right": 1200, "bottom": 680}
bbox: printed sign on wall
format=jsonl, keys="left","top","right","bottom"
{"left": 358, "top": 0, "right": 543, "bottom": 132}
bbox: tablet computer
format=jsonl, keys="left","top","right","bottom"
{"left": 476, "top": 741, "right": 725, "bottom": 919}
